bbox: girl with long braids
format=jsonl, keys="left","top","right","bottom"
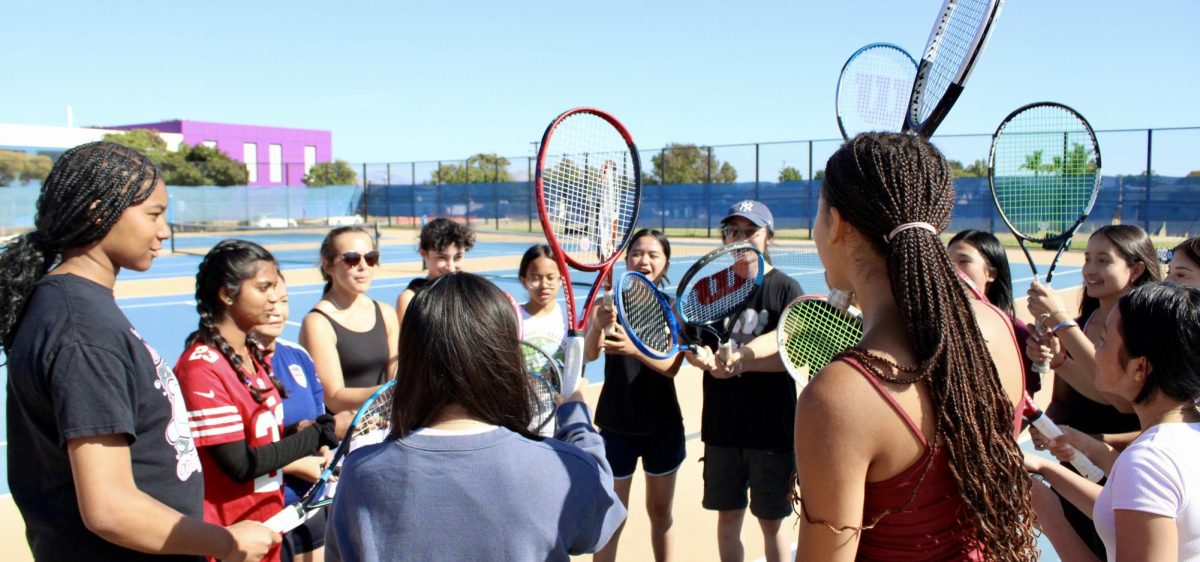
{"left": 175, "top": 240, "right": 349, "bottom": 562}
{"left": 793, "top": 133, "right": 1037, "bottom": 561}
{"left": 3, "top": 142, "right": 277, "bottom": 561}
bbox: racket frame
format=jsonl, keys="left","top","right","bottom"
{"left": 904, "top": 0, "right": 1006, "bottom": 137}
{"left": 615, "top": 270, "right": 687, "bottom": 360}
{"left": 264, "top": 380, "right": 396, "bottom": 533}
{"left": 534, "top": 107, "right": 642, "bottom": 395}
{"left": 521, "top": 341, "right": 562, "bottom": 435}
{"left": 988, "top": 101, "right": 1102, "bottom": 373}
{"left": 836, "top": 42, "right": 919, "bottom": 141}
{"left": 675, "top": 242, "right": 766, "bottom": 357}
{"left": 1021, "top": 392, "right": 1105, "bottom": 483}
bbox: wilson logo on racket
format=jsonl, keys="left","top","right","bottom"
{"left": 693, "top": 268, "right": 750, "bottom": 306}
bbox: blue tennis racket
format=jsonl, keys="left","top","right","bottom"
{"left": 615, "top": 271, "right": 690, "bottom": 360}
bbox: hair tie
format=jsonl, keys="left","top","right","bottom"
{"left": 884, "top": 222, "right": 936, "bottom": 243}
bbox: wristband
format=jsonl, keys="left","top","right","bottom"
{"left": 1050, "top": 319, "right": 1078, "bottom": 333}
{"left": 314, "top": 414, "right": 340, "bottom": 448}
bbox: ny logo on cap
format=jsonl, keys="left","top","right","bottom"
{"left": 737, "top": 200, "right": 755, "bottom": 213}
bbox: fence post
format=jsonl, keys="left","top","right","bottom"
{"left": 436, "top": 161, "right": 443, "bottom": 219}
{"left": 807, "top": 141, "right": 814, "bottom": 236}
{"left": 386, "top": 163, "right": 393, "bottom": 226}
{"left": 361, "top": 163, "right": 369, "bottom": 222}
{"left": 527, "top": 157, "right": 533, "bottom": 232}
{"left": 493, "top": 159, "right": 500, "bottom": 230}
{"left": 706, "top": 146, "right": 713, "bottom": 238}
{"left": 410, "top": 162, "right": 417, "bottom": 229}
{"left": 754, "top": 143, "right": 760, "bottom": 202}
{"left": 660, "top": 148, "right": 666, "bottom": 232}
{"left": 1144, "top": 129, "right": 1153, "bottom": 233}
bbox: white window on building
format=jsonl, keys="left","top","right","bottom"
{"left": 202, "top": 140, "right": 217, "bottom": 149}
{"left": 304, "top": 145, "right": 317, "bottom": 176}
{"left": 269, "top": 143, "right": 282, "bottom": 183}
{"left": 243, "top": 143, "right": 258, "bottom": 183}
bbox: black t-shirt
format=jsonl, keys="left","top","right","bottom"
{"left": 7, "top": 274, "right": 204, "bottom": 562}
{"left": 595, "top": 353, "right": 682, "bottom": 435}
{"left": 700, "top": 268, "right": 803, "bottom": 450}
{"left": 405, "top": 277, "right": 430, "bottom": 297}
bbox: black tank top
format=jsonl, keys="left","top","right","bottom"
{"left": 310, "top": 302, "right": 390, "bottom": 388}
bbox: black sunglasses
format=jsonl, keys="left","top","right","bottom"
{"left": 341, "top": 251, "right": 381, "bottom": 267}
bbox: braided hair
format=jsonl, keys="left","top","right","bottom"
{"left": 823, "top": 133, "right": 1038, "bottom": 561}
{"left": 187, "top": 239, "right": 286, "bottom": 403}
{"left": 0, "top": 141, "right": 160, "bottom": 354}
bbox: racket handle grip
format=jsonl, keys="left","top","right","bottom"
{"left": 263, "top": 504, "right": 306, "bottom": 534}
{"left": 719, "top": 340, "right": 734, "bottom": 365}
{"left": 1032, "top": 360, "right": 1051, "bottom": 374}
{"left": 561, "top": 335, "right": 585, "bottom": 396}
{"left": 1029, "top": 413, "right": 1106, "bottom": 483}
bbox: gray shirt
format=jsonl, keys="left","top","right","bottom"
{"left": 326, "top": 402, "right": 627, "bottom": 561}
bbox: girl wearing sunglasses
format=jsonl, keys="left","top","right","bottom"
{"left": 300, "top": 226, "right": 399, "bottom": 412}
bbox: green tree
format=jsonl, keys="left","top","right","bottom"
{"left": 430, "top": 153, "right": 513, "bottom": 184}
{"left": 1047, "top": 143, "right": 1098, "bottom": 176}
{"left": 304, "top": 160, "right": 359, "bottom": 187}
{"left": 0, "top": 150, "right": 53, "bottom": 186}
{"left": 648, "top": 144, "right": 737, "bottom": 184}
{"left": 1021, "top": 150, "right": 1048, "bottom": 176}
{"left": 183, "top": 144, "right": 248, "bottom": 186}
{"left": 1187, "top": 170, "right": 1200, "bottom": 177}
{"left": 103, "top": 129, "right": 169, "bottom": 156}
{"left": 813, "top": 169, "right": 826, "bottom": 181}
{"left": 103, "top": 130, "right": 249, "bottom": 186}
{"left": 778, "top": 166, "right": 803, "bottom": 182}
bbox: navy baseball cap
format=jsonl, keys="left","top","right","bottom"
{"left": 721, "top": 200, "right": 774, "bottom": 230}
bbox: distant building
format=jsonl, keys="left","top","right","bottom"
{"left": 0, "top": 123, "right": 184, "bottom": 156}
{"left": 105, "top": 119, "right": 332, "bottom": 186}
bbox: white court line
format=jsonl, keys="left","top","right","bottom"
{"left": 1012, "top": 266, "right": 1082, "bottom": 284}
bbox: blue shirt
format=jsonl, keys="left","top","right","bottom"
{"left": 272, "top": 339, "right": 325, "bottom": 504}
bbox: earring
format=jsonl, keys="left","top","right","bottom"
{"left": 224, "top": 298, "right": 233, "bottom": 305}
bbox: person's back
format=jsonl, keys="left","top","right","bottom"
{"left": 327, "top": 402, "right": 622, "bottom": 562}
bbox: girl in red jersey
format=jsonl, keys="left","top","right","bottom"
{"left": 176, "top": 240, "right": 348, "bottom": 562}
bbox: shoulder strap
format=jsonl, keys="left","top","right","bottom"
{"left": 838, "top": 356, "right": 928, "bottom": 447}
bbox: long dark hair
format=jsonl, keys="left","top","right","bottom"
{"left": 389, "top": 273, "right": 533, "bottom": 438}
{"left": 318, "top": 226, "right": 376, "bottom": 294}
{"left": 1079, "top": 225, "right": 1162, "bottom": 322}
{"left": 0, "top": 142, "right": 160, "bottom": 353}
{"left": 518, "top": 244, "right": 555, "bottom": 279}
{"left": 947, "top": 229, "right": 1014, "bottom": 315}
{"left": 187, "top": 239, "right": 286, "bottom": 403}
{"left": 1118, "top": 282, "right": 1200, "bottom": 405}
{"left": 627, "top": 228, "right": 673, "bottom": 286}
{"left": 822, "top": 133, "right": 1037, "bottom": 560}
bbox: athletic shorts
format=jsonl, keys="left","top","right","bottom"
{"left": 701, "top": 444, "right": 794, "bottom": 520}
{"left": 600, "top": 421, "right": 687, "bottom": 480}
{"left": 279, "top": 505, "right": 327, "bottom": 561}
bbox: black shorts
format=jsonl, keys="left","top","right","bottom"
{"left": 600, "top": 421, "right": 687, "bottom": 480}
{"left": 701, "top": 444, "right": 794, "bottom": 520}
{"left": 279, "top": 505, "right": 328, "bottom": 561}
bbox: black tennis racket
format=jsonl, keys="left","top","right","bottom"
{"left": 777, "top": 292, "right": 864, "bottom": 386}
{"left": 264, "top": 380, "right": 395, "bottom": 533}
{"left": 904, "top": 0, "right": 1005, "bottom": 137}
{"left": 535, "top": 107, "right": 642, "bottom": 397}
{"left": 676, "top": 242, "right": 766, "bottom": 362}
{"left": 520, "top": 341, "right": 562, "bottom": 436}
{"left": 989, "top": 101, "right": 1101, "bottom": 373}
{"left": 836, "top": 42, "right": 918, "bottom": 141}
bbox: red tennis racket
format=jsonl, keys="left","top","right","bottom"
{"left": 535, "top": 107, "right": 641, "bottom": 395}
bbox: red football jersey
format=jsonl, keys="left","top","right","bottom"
{"left": 175, "top": 341, "right": 284, "bottom": 562}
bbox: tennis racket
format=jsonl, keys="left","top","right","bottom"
{"left": 989, "top": 102, "right": 1101, "bottom": 372}
{"left": 904, "top": 0, "right": 1005, "bottom": 137}
{"left": 264, "top": 380, "right": 396, "bottom": 533}
{"left": 504, "top": 291, "right": 524, "bottom": 339}
{"left": 1022, "top": 391, "right": 1105, "bottom": 483}
{"left": 836, "top": 42, "right": 919, "bottom": 141}
{"left": 615, "top": 270, "right": 690, "bottom": 360}
{"left": 676, "top": 242, "right": 766, "bottom": 362}
{"left": 777, "top": 292, "right": 864, "bottom": 385}
{"left": 521, "top": 341, "right": 563, "bottom": 436}
{"left": 535, "top": 107, "right": 642, "bottom": 396}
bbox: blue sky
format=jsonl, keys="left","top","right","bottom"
{"left": 2, "top": 1, "right": 1197, "bottom": 175}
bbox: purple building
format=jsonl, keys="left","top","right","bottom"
{"left": 105, "top": 119, "right": 332, "bottom": 186}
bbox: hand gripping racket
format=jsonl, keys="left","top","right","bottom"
{"left": 1022, "top": 391, "right": 1105, "bottom": 483}
{"left": 777, "top": 291, "right": 864, "bottom": 386}
{"left": 615, "top": 271, "right": 689, "bottom": 360}
{"left": 521, "top": 341, "right": 563, "bottom": 436}
{"left": 904, "top": 0, "right": 1005, "bottom": 137}
{"left": 263, "top": 380, "right": 396, "bottom": 533}
{"left": 989, "top": 102, "right": 1101, "bottom": 373}
{"left": 836, "top": 42, "right": 918, "bottom": 141}
{"left": 535, "top": 107, "right": 641, "bottom": 396}
{"left": 676, "top": 242, "right": 765, "bottom": 362}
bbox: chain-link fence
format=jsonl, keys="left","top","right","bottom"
{"left": 1, "top": 127, "right": 1197, "bottom": 237}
